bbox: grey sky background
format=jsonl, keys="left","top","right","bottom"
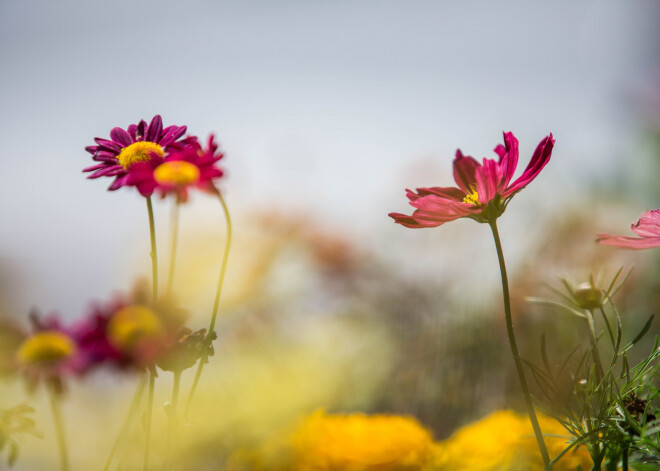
{"left": 0, "top": 0, "right": 658, "bottom": 319}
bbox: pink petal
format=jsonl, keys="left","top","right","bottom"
{"left": 504, "top": 134, "right": 554, "bottom": 197}
{"left": 452, "top": 150, "right": 480, "bottom": 193}
{"left": 474, "top": 158, "right": 502, "bottom": 204}
{"left": 409, "top": 194, "right": 478, "bottom": 218}
{"left": 388, "top": 213, "right": 435, "bottom": 228}
{"left": 631, "top": 209, "right": 660, "bottom": 238}
{"left": 415, "top": 186, "right": 465, "bottom": 200}
{"left": 497, "top": 132, "right": 519, "bottom": 188}
{"left": 597, "top": 234, "right": 660, "bottom": 250}
{"left": 146, "top": 115, "right": 163, "bottom": 142}
{"left": 110, "top": 127, "right": 133, "bottom": 147}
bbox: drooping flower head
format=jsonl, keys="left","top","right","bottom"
{"left": 597, "top": 209, "right": 660, "bottom": 250}
{"left": 389, "top": 132, "right": 554, "bottom": 228}
{"left": 83, "top": 115, "right": 188, "bottom": 191}
{"left": 126, "top": 134, "right": 224, "bottom": 202}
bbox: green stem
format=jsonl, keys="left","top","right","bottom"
{"left": 622, "top": 445, "right": 628, "bottom": 471}
{"left": 184, "top": 190, "right": 232, "bottom": 416}
{"left": 585, "top": 309, "right": 605, "bottom": 384}
{"left": 164, "top": 371, "right": 182, "bottom": 471}
{"left": 146, "top": 196, "right": 159, "bottom": 302}
{"left": 48, "top": 383, "right": 70, "bottom": 471}
{"left": 488, "top": 219, "right": 552, "bottom": 470}
{"left": 103, "top": 377, "right": 147, "bottom": 471}
{"left": 166, "top": 199, "right": 181, "bottom": 294}
{"left": 143, "top": 368, "right": 156, "bottom": 471}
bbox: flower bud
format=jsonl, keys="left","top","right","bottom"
{"left": 574, "top": 282, "right": 604, "bottom": 310}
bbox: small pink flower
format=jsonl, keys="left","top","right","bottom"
{"left": 125, "top": 135, "right": 224, "bottom": 202}
{"left": 389, "top": 132, "right": 554, "bottom": 228}
{"left": 597, "top": 209, "right": 660, "bottom": 250}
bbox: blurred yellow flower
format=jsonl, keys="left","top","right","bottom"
{"left": 289, "top": 410, "right": 438, "bottom": 471}
{"left": 435, "top": 410, "right": 591, "bottom": 471}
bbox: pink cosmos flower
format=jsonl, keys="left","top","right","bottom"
{"left": 125, "top": 135, "right": 224, "bottom": 202}
{"left": 597, "top": 209, "right": 660, "bottom": 250}
{"left": 389, "top": 132, "right": 554, "bottom": 228}
{"left": 83, "top": 115, "right": 188, "bottom": 191}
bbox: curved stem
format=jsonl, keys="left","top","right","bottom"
{"left": 489, "top": 219, "right": 552, "bottom": 470}
{"left": 166, "top": 199, "right": 181, "bottom": 294}
{"left": 146, "top": 196, "right": 159, "bottom": 302}
{"left": 48, "top": 383, "right": 70, "bottom": 471}
{"left": 184, "top": 190, "right": 232, "bottom": 416}
{"left": 142, "top": 368, "right": 156, "bottom": 471}
{"left": 103, "top": 376, "right": 147, "bottom": 471}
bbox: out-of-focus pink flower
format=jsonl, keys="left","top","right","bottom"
{"left": 389, "top": 132, "right": 554, "bottom": 228}
{"left": 597, "top": 209, "right": 660, "bottom": 250}
{"left": 125, "top": 135, "right": 224, "bottom": 202}
{"left": 1, "top": 313, "right": 92, "bottom": 393}
{"left": 75, "top": 283, "right": 189, "bottom": 371}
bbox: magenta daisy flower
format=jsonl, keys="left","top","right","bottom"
{"left": 389, "top": 132, "right": 554, "bottom": 228}
{"left": 83, "top": 115, "right": 188, "bottom": 191}
{"left": 126, "top": 134, "right": 224, "bottom": 202}
{"left": 597, "top": 209, "right": 660, "bottom": 249}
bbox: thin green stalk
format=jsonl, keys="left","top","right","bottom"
{"left": 144, "top": 197, "right": 159, "bottom": 470}
{"left": 489, "top": 219, "right": 552, "bottom": 470}
{"left": 622, "top": 445, "right": 628, "bottom": 471}
{"left": 164, "top": 371, "right": 182, "bottom": 471}
{"left": 143, "top": 368, "right": 156, "bottom": 471}
{"left": 184, "top": 190, "right": 232, "bottom": 416}
{"left": 585, "top": 309, "right": 605, "bottom": 384}
{"left": 166, "top": 199, "right": 181, "bottom": 294}
{"left": 48, "top": 383, "right": 70, "bottom": 471}
{"left": 103, "top": 376, "right": 147, "bottom": 471}
{"left": 146, "top": 196, "right": 159, "bottom": 302}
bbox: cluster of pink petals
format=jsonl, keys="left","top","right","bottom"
{"left": 83, "top": 115, "right": 188, "bottom": 191}
{"left": 126, "top": 134, "right": 224, "bottom": 202}
{"left": 83, "top": 115, "right": 225, "bottom": 198}
{"left": 389, "top": 132, "right": 554, "bottom": 228}
{"left": 597, "top": 209, "right": 660, "bottom": 250}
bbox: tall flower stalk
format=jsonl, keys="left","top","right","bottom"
{"left": 167, "top": 199, "right": 181, "bottom": 294}
{"left": 143, "top": 196, "right": 159, "bottom": 471}
{"left": 389, "top": 131, "right": 555, "bottom": 469}
{"left": 103, "top": 376, "right": 147, "bottom": 471}
{"left": 48, "top": 382, "right": 69, "bottom": 471}
{"left": 185, "top": 190, "right": 232, "bottom": 416}
{"left": 489, "top": 219, "right": 551, "bottom": 468}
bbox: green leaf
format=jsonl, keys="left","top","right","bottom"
{"left": 631, "top": 314, "right": 655, "bottom": 346}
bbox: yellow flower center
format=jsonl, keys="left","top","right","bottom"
{"left": 107, "top": 305, "right": 163, "bottom": 350}
{"left": 153, "top": 161, "right": 200, "bottom": 186}
{"left": 116, "top": 141, "right": 164, "bottom": 170}
{"left": 16, "top": 331, "right": 76, "bottom": 366}
{"left": 462, "top": 187, "right": 479, "bottom": 205}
